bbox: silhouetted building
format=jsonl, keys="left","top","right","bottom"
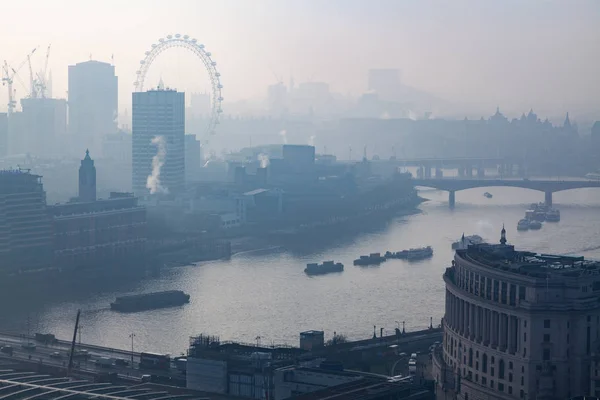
{"left": 0, "top": 169, "right": 53, "bottom": 271}
{"left": 68, "top": 60, "right": 118, "bottom": 155}
{"left": 50, "top": 192, "right": 146, "bottom": 268}
{"left": 433, "top": 229, "right": 600, "bottom": 400}
{"left": 20, "top": 97, "right": 67, "bottom": 156}
{"left": 78, "top": 149, "right": 96, "bottom": 202}
{"left": 0, "top": 113, "right": 6, "bottom": 157}
{"left": 299, "top": 330, "right": 324, "bottom": 351}
{"left": 185, "top": 134, "right": 202, "bottom": 183}
{"left": 103, "top": 131, "right": 132, "bottom": 162}
{"left": 268, "top": 82, "right": 288, "bottom": 117}
{"left": 132, "top": 86, "right": 185, "bottom": 196}
{"left": 283, "top": 144, "right": 315, "bottom": 173}
{"left": 368, "top": 69, "right": 401, "bottom": 100}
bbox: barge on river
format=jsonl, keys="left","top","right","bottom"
{"left": 110, "top": 290, "right": 190, "bottom": 312}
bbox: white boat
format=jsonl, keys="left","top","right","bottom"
{"left": 517, "top": 219, "right": 530, "bottom": 231}
{"left": 452, "top": 234, "right": 484, "bottom": 250}
{"left": 529, "top": 220, "right": 542, "bottom": 230}
{"left": 546, "top": 209, "right": 560, "bottom": 222}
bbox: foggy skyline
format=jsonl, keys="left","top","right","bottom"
{"left": 1, "top": 0, "right": 599, "bottom": 119}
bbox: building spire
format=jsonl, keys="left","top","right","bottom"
{"left": 500, "top": 224, "right": 507, "bottom": 245}
{"left": 564, "top": 112, "right": 571, "bottom": 127}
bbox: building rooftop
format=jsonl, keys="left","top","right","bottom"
{"left": 0, "top": 370, "right": 207, "bottom": 400}
{"left": 458, "top": 242, "right": 600, "bottom": 279}
{"left": 291, "top": 377, "right": 424, "bottom": 400}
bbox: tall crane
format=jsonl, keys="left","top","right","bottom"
{"left": 27, "top": 52, "right": 35, "bottom": 98}
{"left": 35, "top": 44, "right": 51, "bottom": 98}
{"left": 1, "top": 47, "right": 38, "bottom": 116}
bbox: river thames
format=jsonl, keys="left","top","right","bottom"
{"left": 2, "top": 185, "right": 600, "bottom": 355}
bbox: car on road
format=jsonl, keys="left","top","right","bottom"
{"left": 0, "top": 346, "right": 13, "bottom": 356}
{"left": 21, "top": 343, "right": 36, "bottom": 351}
{"left": 49, "top": 352, "right": 63, "bottom": 359}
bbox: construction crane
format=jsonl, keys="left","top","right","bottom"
{"left": 35, "top": 44, "right": 51, "bottom": 98}
{"left": 67, "top": 309, "right": 81, "bottom": 377}
{"left": 27, "top": 52, "right": 35, "bottom": 98}
{"left": 1, "top": 47, "right": 37, "bottom": 116}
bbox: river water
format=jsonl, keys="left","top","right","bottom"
{"left": 2, "top": 184, "right": 600, "bottom": 355}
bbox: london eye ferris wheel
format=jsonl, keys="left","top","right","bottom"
{"left": 134, "top": 34, "right": 223, "bottom": 136}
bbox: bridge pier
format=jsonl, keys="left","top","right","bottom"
{"left": 477, "top": 166, "right": 485, "bottom": 178}
{"left": 417, "top": 166, "right": 424, "bottom": 179}
{"left": 449, "top": 191, "right": 456, "bottom": 208}
{"left": 466, "top": 166, "right": 473, "bottom": 178}
{"left": 545, "top": 191, "right": 553, "bottom": 207}
{"left": 425, "top": 165, "right": 432, "bottom": 179}
{"left": 435, "top": 168, "right": 443, "bottom": 178}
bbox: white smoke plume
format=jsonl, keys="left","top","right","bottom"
{"left": 146, "top": 136, "right": 168, "bottom": 194}
{"left": 258, "top": 153, "right": 270, "bottom": 168}
{"left": 308, "top": 135, "right": 316, "bottom": 146}
{"left": 279, "top": 130, "right": 288, "bottom": 144}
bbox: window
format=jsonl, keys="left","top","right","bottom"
{"left": 476, "top": 361, "right": 479, "bottom": 370}
{"left": 524, "top": 332, "right": 527, "bottom": 342}
{"left": 469, "top": 348, "right": 473, "bottom": 367}
{"left": 482, "top": 377, "right": 487, "bottom": 385}
{"left": 523, "top": 348, "right": 527, "bottom": 357}
{"left": 509, "top": 373, "right": 513, "bottom": 382}
{"left": 499, "top": 383, "right": 505, "bottom": 392}
{"left": 544, "top": 319, "right": 551, "bottom": 328}
{"left": 543, "top": 349, "right": 551, "bottom": 361}
{"left": 491, "top": 380, "right": 494, "bottom": 389}
{"left": 499, "top": 360, "right": 505, "bottom": 379}
{"left": 524, "top": 320, "right": 527, "bottom": 328}
{"left": 567, "top": 334, "right": 569, "bottom": 344}
{"left": 509, "top": 361, "right": 513, "bottom": 370}
{"left": 491, "top": 367, "right": 495, "bottom": 377}
{"left": 509, "top": 386, "right": 513, "bottom": 395}
{"left": 520, "top": 390, "right": 525, "bottom": 398}
{"left": 476, "top": 374, "right": 479, "bottom": 382}
{"left": 521, "top": 376, "right": 524, "bottom": 385}
{"left": 588, "top": 315, "right": 592, "bottom": 323}
{"left": 544, "top": 334, "right": 550, "bottom": 342}
{"left": 482, "top": 354, "right": 488, "bottom": 373}
{"left": 522, "top": 366, "right": 525, "bottom": 373}
{"left": 491, "top": 356, "right": 495, "bottom": 364}
{"left": 465, "top": 393, "right": 469, "bottom": 400}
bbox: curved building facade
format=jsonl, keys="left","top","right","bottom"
{"left": 433, "top": 229, "right": 600, "bottom": 400}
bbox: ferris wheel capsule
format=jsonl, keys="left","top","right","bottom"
{"left": 175, "top": 34, "right": 181, "bottom": 38}
{"left": 151, "top": 44, "right": 157, "bottom": 48}
{"left": 145, "top": 51, "right": 150, "bottom": 55}
{"left": 191, "top": 38, "right": 197, "bottom": 43}
{"left": 206, "top": 52, "right": 211, "bottom": 56}
{"left": 183, "top": 35, "right": 189, "bottom": 40}
{"left": 167, "top": 35, "right": 173, "bottom": 39}
{"left": 199, "top": 44, "right": 205, "bottom": 49}
{"left": 158, "top": 38, "right": 165, "bottom": 42}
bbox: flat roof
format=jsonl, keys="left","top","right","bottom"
{"left": 0, "top": 371, "right": 207, "bottom": 400}
{"left": 459, "top": 243, "right": 600, "bottom": 279}
{"left": 291, "top": 377, "right": 415, "bottom": 400}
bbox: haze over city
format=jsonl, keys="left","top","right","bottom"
{"left": 1, "top": 0, "right": 599, "bottom": 120}
{"left": 2, "top": 2, "right": 600, "bottom": 400}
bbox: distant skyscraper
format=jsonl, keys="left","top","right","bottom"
{"left": 68, "top": 60, "right": 118, "bottom": 155}
{"left": 0, "top": 113, "right": 7, "bottom": 157}
{"left": 132, "top": 87, "right": 185, "bottom": 196}
{"left": 20, "top": 97, "right": 67, "bottom": 156}
{"left": 185, "top": 134, "right": 202, "bottom": 183}
{"left": 79, "top": 149, "right": 96, "bottom": 202}
{"left": 267, "top": 82, "right": 287, "bottom": 117}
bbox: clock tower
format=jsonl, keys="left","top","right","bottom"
{"left": 79, "top": 149, "right": 96, "bottom": 202}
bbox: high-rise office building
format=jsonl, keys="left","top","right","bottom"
{"left": 20, "top": 97, "right": 67, "bottom": 156}
{"left": 433, "top": 228, "right": 600, "bottom": 400}
{"left": 132, "top": 86, "right": 185, "bottom": 196}
{"left": 0, "top": 170, "right": 53, "bottom": 271}
{"left": 68, "top": 60, "right": 118, "bottom": 155}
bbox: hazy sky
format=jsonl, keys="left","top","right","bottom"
{"left": 1, "top": 0, "right": 599, "bottom": 117}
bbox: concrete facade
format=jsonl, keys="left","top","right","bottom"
{"left": 433, "top": 233, "right": 600, "bottom": 400}
{"left": 132, "top": 88, "right": 185, "bottom": 196}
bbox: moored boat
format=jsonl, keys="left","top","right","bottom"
{"left": 517, "top": 219, "right": 530, "bottom": 231}
{"left": 110, "top": 290, "right": 190, "bottom": 312}
{"left": 529, "top": 220, "right": 542, "bottom": 230}
{"left": 483, "top": 192, "right": 493, "bottom": 198}
{"left": 354, "top": 253, "right": 386, "bottom": 266}
{"left": 305, "top": 261, "right": 344, "bottom": 275}
{"left": 545, "top": 208, "right": 560, "bottom": 222}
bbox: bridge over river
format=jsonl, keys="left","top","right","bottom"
{"left": 412, "top": 177, "right": 600, "bottom": 207}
